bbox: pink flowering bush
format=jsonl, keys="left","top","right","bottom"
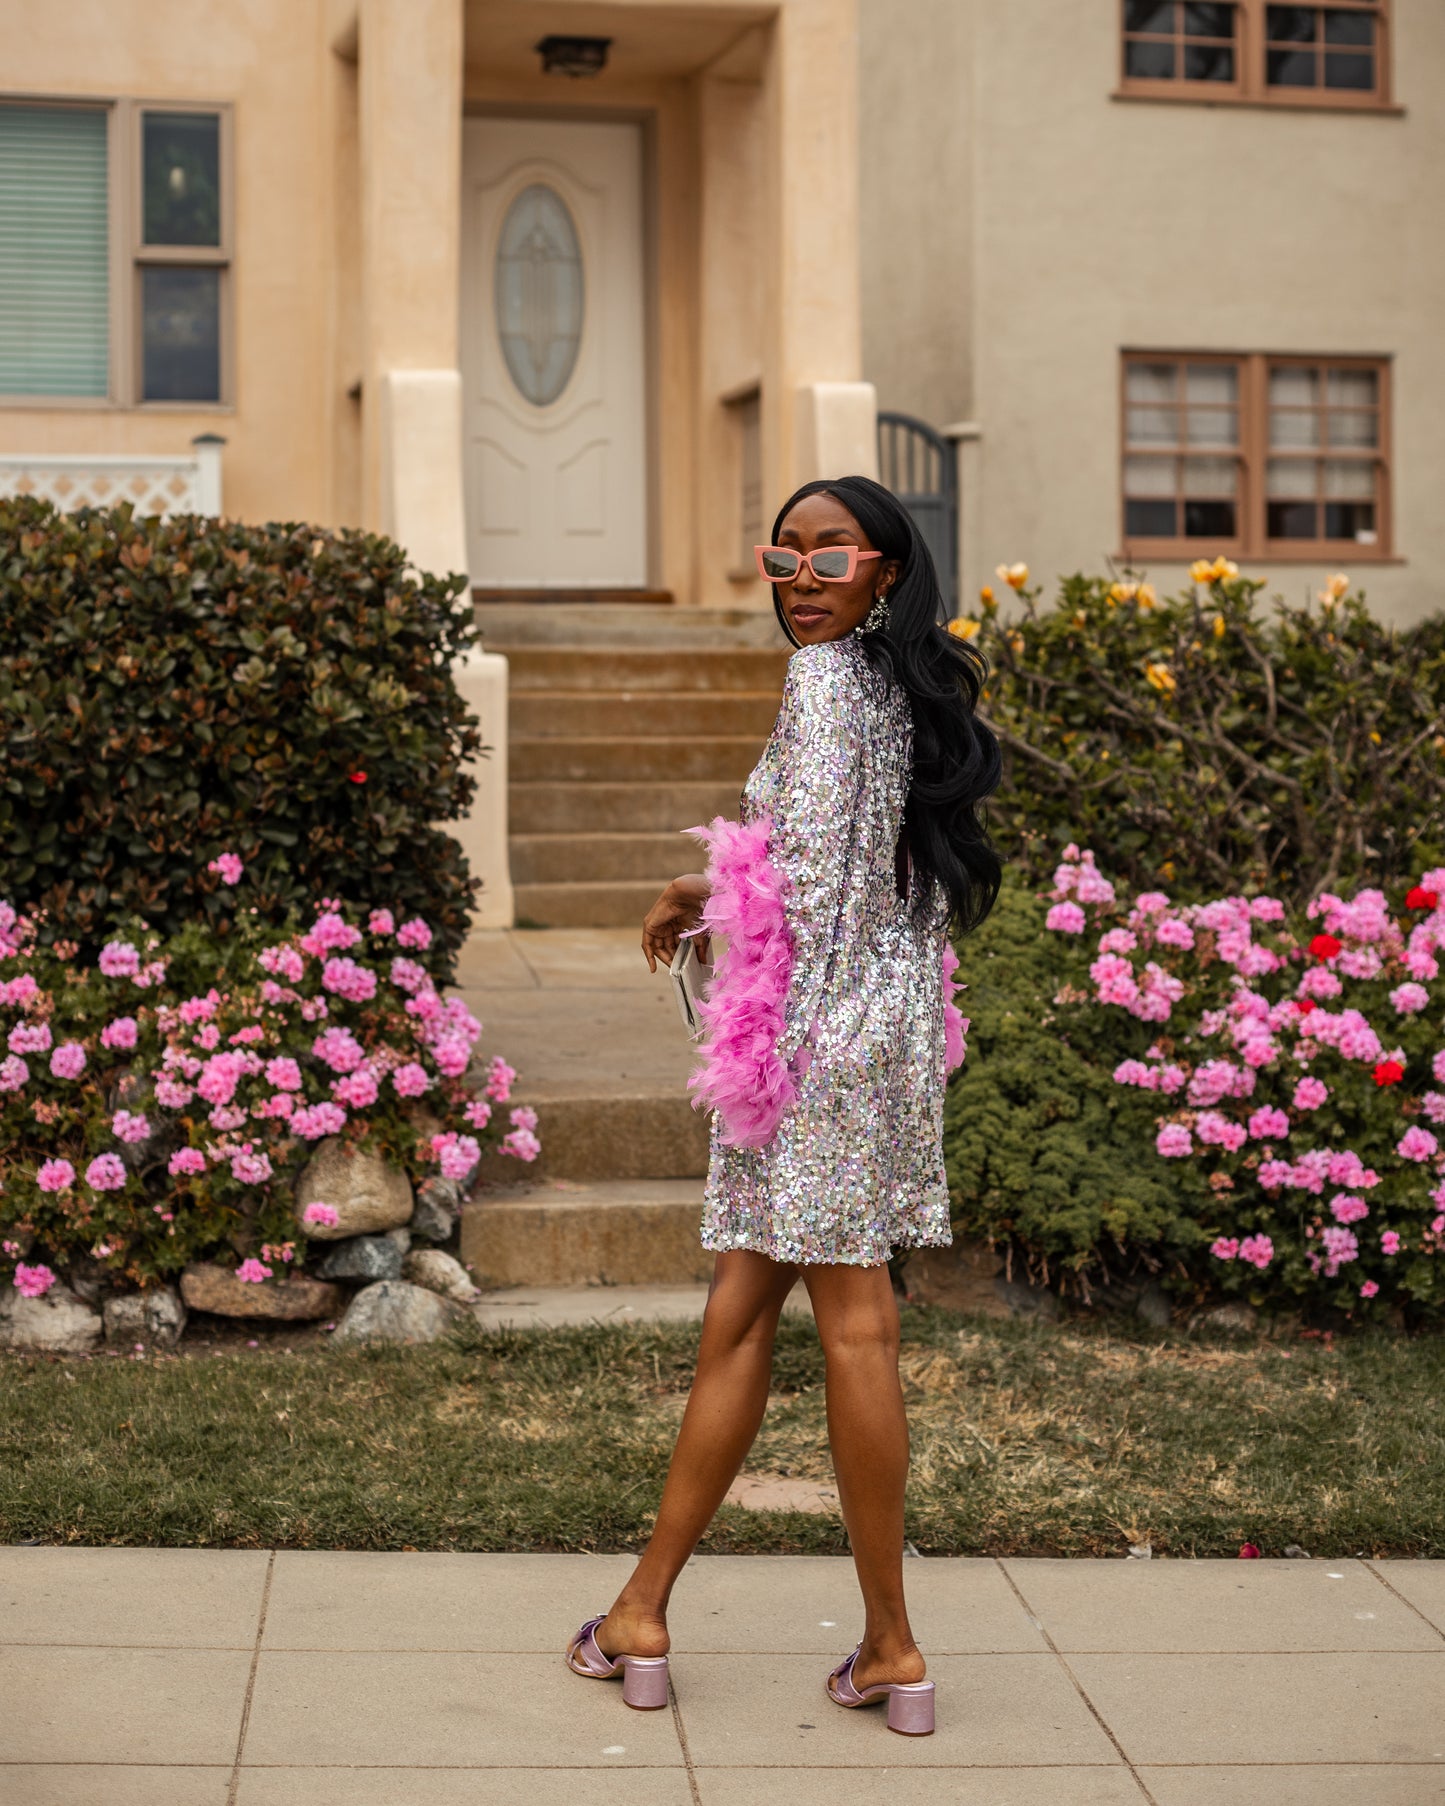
{"left": 0, "top": 873, "right": 537, "bottom": 1294}
{"left": 1044, "top": 846, "right": 1445, "bottom": 1318}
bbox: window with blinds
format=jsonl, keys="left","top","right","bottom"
{"left": 0, "top": 105, "right": 110, "bottom": 398}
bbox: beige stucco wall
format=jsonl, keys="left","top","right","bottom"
{"left": 0, "top": 0, "right": 342, "bottom": 528}
{"left": 859, "top": 0, "right": 1445, "bottom": 627}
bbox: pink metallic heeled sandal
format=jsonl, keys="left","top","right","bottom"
{"left": 826, "top": 1645, "right": 936, "bottom": 1736}
{"left": 566, "top": 1615, "right": 671, "bottom": 1710}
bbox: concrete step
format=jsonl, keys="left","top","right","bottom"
{"left": 505, "top": 647, "right": 792, "bottom": 694}
{"left": 476, "top": 601, "right": 788, "bottom": 648}
{"left": 461, "top": 1179, "right": 713, "bottom": 1287}
{"left": 509, "top": 780, "right": 739, "bottom": 834}
{"left": 511, "top": 735, "right": 761, "bottom": 785}
{"left": 469, "top": 1281, "right": 814, "bottom": 1328}
{"left": 510, "top": 831, "right": 699, "bottom": 885}
{"left": 510, "top": 690, "right": 780, "bottom": 738}
{"left": 471, "top": 1088, "right": 709, "bottom": 1185}
{"left": 514, "top": 880, "right": 681, "bottom": 930}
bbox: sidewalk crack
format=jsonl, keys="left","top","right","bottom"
{"left": 1365, "top": 1561, "right": 1445, "bottom": 1645}
{"left": 226, "top": 1547, "right": 276, "bottom": 1806}
{"left": 669, "top": 1673, "right": 704, "bottom": 1806}
{"left": 994, "top": 1558, "right": 1161, "bottom": 1806}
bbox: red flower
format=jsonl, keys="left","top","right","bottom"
{"left": 1308, "top": 933, "right": 1342, "bottom": 961}
{"left": 1292, "top": 999, "right": 1317, "bottom": 1015}
{"left": 1406, "top": 885, "right": 1439, "bottom": 911}
{"left": 1374, "top": 1059, "right": 1405, "bottom": 1087}
{"left": 348, "top": 771, "right": 368, "bottom": 785}
{"left": 1238, "top": 1543, "right": 1261, "bottom": 1560}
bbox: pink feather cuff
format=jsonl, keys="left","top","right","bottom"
{"left": 685, "top": 814, "right": 798, "bottom": 1149}
{"left": 942, "top": 941, "right": 969, "bottom": 1071}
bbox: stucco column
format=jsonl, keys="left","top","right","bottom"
{"left": 358, "top": 0, "right": 466, "bottom": 577}
{"left": 763, "top": 0, "right": 875, "bottom": 494}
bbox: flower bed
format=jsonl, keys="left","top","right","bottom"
{"left": 1029, "top": 847, "right": 1445, "bottom": 1319}
{"left": 1, "top": 857, "right": 536, "bottom": 1324}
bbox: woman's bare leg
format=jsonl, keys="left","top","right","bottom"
{"left": 804, "top": 1262, "right": 925, "bottom": 1690}
{"left": 596, "top": 1248, "right": 799, "bottom": 1657}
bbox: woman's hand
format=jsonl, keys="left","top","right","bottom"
{"left": 642, "top": 873, "right": 712, "bottom": 972}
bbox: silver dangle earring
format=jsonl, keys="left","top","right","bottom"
{"left": 859, "top": 588, "right": 891, "bottom": 634}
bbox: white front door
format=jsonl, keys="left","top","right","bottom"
{"left": 460, "top": 117, "right": 647, "bottom": 587}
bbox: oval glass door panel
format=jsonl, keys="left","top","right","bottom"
{"left": 494, "top": 183, "right": 584, "bottom": 407}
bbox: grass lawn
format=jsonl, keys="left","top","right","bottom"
{"left": 2, "top": 1308, "right": 1441, "bottom": 1558}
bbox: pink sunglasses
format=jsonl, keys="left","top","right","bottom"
{"left": 754, "top": 545, "right": 883, "bottom": 584}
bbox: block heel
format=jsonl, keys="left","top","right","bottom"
{"left": 827, "top": 1645, "right": 936, "bottom": 1736}
{"left": 566, "top": 1616, "right": 671, "bottom": 1711}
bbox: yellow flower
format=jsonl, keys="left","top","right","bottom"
{"left": 1072, "top": 611, "right": 1087, "bottom": 629}
{"left": 1213, "top": 613, "right": 1226, "bottom": 639}
{"left": 979, "top": 585, "right": 995, "bottom": 605}
{"left": 1214, "top": 557, "right": 1239, "bottom": 581}
{"left": 1006, "top": 630, "right": 1025, "bottom": 654}
{"left": 1189, "top": 559, "right": 1214, "bottom": 585}
{"left": 1369, "top": 730, "right": 1381, "bottom": 745}
{"left": 1144, "top": 662, "right": 1177, "bottom": 695}
{"left": 1318, "top": 572, "right": 1350, "bottom": 606}
{"left": 996, "top": 562, "right": 1029, "bottom": 591}
{"left": 1192, "top": 555, "right": 1239, "bottom": 584}
{"left": 949, "top": 616, "right": 981, "bottom": 640}
{"left": 1109, "top": 581, "right": 1136, "bottom": 605}
{"left": 1137, "top": 583, "right": 1157, "bottom": 609}
{"left": 1161, "top": 859, "right": 1176, "bottom": 882}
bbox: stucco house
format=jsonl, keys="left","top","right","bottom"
{"left": 2, "top": 0, "right": 1439, "bottom": 925}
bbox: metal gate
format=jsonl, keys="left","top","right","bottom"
{"left": 877, "top": 411, "right": 958, "bottom": 618}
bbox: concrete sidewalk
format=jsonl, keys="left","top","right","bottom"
{"left": 3, "top": 1550, "right": 1444, "bottom": 1804}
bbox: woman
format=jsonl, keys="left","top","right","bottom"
{"left": 567, "top": 475, "right": 1001, "bottom": 1736}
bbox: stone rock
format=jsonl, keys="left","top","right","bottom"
{"left": 993, "top": 1277, "right": 1061, "bottom": 1322}
{"left": 410, "top": 1178, "right": 460, "bottom": 1244}
{"left": 180, "top": 1263, "right": 346, "bottom": 1321}
{"left": 103, "top": 1286, "right": 188, "bottom": 1348}
{"left": 382, "top": 1227, "right": 412, "bottom": 1254}
{"left": 332, "top": 1279, "right": 463, "bottom": 1346}
{"left": 315, "top": 1234, "right": 404, "bottom": 1284}
{"left": 294, "top": 1139, "right": 413, "bottom": 1240}
{"left": 403, "top": 1248, "right": 481, "bottom": 1304}
{"left": 0, "top": 1283, "right": 102, "bottom": 1353}
{"left": 1199, "top": 1302, "right": 1259, "bottom": 1337}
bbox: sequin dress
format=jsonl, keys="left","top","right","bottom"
{"left": 698, "top": 635, "right": 956, "bottom": 1266}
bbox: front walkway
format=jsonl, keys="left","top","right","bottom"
{"left": 4, "top": 1549, "right": 1444, "bottom": 1803}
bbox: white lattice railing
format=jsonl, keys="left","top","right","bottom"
{"left": 0, "top": 434, "right": 224, "bottom": 517}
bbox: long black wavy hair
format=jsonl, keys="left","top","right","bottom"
{"left": 769, "top": 475, "right": 1002, "bottom": 936}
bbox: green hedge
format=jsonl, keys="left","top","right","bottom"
{"left": 969, "top": 569, "right": 1445, "bottom": 904}
{"left": 943, "top": 874, "right": 1210, "bottom": 1295}
{"left": 0, "top": 499, "right": 481, "bottom": 977}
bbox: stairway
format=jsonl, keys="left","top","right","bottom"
{"left": 477, "top": 602, "right": 790, "bottom": 929}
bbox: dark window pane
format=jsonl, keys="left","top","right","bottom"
{"left": 1267, "top": 500, "right": 1319, "bottom": 538}
{"left": 1324, "top": 501, "right": 1376, "bottom": 539}
{"left": 1324, "top": 10, "right": 1373, "bottom": 44}
{"left": 143, "top": 113, "right": 221, "bottom": 247}
{"left": 1268, "top": 47, "right": 1318, "bottom": 83}
{"left": 1185, "top": 44, "right": 1236, "bottom": 77}
{"left": 1183, "top": 499, "right": 1237, "bottom": 537}
{"left": 1185, "top": 3, "right": 1234, "bottom": 35}
{"left": 141, "top": 265, "right": 220, "bottom": 401}
{"left": 1267, "top": 6, "right": 1318, "bottom": 41}
{"left": 1126, "top": 40, "right": 1177, "bottom": 77}
{"left": 1325, "top": 50, "right": 1374, "bottom": 87}
{"left": 1126, "top": 499, "right": 1178, "bottom": 537}
{"left": 1125, "top": 0, "right": 1177, "bottom": 30}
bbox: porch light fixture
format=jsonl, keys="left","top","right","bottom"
{"left": 535, "top": 35, "right": 611, "bottom": 77}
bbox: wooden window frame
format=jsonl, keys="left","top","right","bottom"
{"left": 0, "top": 93, "right": 232, "bottom": 411}
{"left": 1121, "top": 350, "right": 1394, "bottom": 562}
{"left": 1118, "top": 0, "right": 1396, "bottom": 111}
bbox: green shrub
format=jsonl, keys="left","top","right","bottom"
{"left": 0, "top": 498, "right": 481, "bottom": 978}
{"left": 944, "top": 872, "right": 1210, "bottom": 1294}
{"left": 968, "top": 567, "right": 1445, "bottom": 904}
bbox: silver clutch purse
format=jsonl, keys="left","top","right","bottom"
{"left": 669, "top": 935, "right": 713, "bottom": 1038}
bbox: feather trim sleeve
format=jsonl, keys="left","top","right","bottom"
{"left": 942, "top": 941, "right": 969, "bottom": 1072}
{"left": 684, "top": 814, "right": 797, "bottom": 1149}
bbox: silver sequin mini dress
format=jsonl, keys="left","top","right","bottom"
{"left": 698, "top": 635, "right": 956, "bottom": 1267}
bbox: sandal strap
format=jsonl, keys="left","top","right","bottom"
{"left": 567, "top": 1615, "right": 619, "bottom": 1678}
